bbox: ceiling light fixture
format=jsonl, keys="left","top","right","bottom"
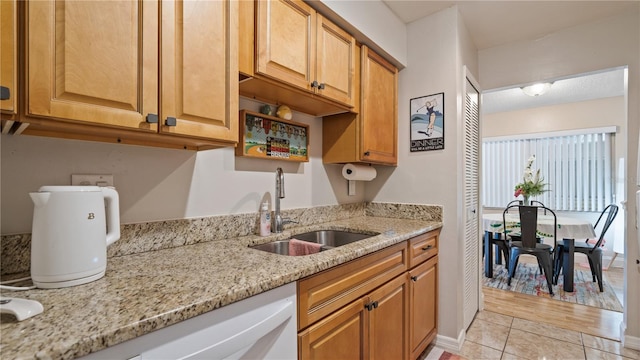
{"left": 521, "top": 82, "right": 553, "bottom": 97}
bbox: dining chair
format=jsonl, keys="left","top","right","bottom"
{"left": 554, "top": 204, "right": 618, "bottom": 292}
{"left": 504, "top": 204, "right": 556, "bottom": 296}
{"left": 486, "top": 202, "right": 520, "bottom": 270}
{"left": 505, "top": 201, "right": 544, "bottom": 246}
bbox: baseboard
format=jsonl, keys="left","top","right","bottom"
{"left": 622, "top": 321, "right": 640, "bottom": 351}
{"left": 434, "top": 328, "right": 466, "bottom": 352}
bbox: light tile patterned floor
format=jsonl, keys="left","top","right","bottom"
{"left": 455, "top": 310, "right": 640, "bottom": 360}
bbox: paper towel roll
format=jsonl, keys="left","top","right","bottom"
{"left": 342, "top": 163, "right": 377, "bottom": 181}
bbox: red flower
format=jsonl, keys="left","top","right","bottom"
{"left": 514, "top": 188, "right": 523, "bottom": 197}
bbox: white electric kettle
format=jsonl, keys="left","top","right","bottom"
{"left": 30, "top": 186, "right": 120, "bottom": 289}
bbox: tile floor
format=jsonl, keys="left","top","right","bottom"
{"left": 452, "top": 310, "right": 640, "bottom": 360}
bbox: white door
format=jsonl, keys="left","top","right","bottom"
{"left": 463, "top": 74, "right": 481, "bottom": 330}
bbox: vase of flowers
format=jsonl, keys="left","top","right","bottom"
{"left": 514, "top": 155, "right": 547, "bottom": 205}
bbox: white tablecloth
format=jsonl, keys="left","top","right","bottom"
{"left": 482, "top": 213, "right": 596, "bottom": 240}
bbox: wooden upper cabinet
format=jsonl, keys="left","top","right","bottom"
{"left": 256, "top": 0, "right": 315, "bottom": 92}
{"left": 322, "top": 45, "right": 398, "bottom": 166}
{"left": 24, "top": 0, "right": 237, "bottom": 148}
{"left": 27, "top": 0, "right": 159, "bottom": 132}
{"left": 315, "top": 15, "right": 356, "bottom": 106}
{"left": 1, "top": 0, "right": 17, "bottom": 117}
{"left": 160, "top": 0, "right": 238, "bottom": 142}
{"left": 255, "top": 0, "right": 354, "bottom": 107}
{"left": 361, "top": 45, "right": 398, "bottom": 165}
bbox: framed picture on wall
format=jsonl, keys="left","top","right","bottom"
{"left": 410, "top": 92, "right": 444, "bottom": 152}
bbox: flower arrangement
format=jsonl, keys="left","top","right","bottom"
{"left": 514, "top": 155, "right": 547, "bottom": 204}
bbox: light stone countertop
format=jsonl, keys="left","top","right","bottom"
{"left": 0, "top": 215, "right": 441, "bottom": 360}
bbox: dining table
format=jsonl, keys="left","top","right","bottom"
{"left": 482, "top": 212, "right": 596, "bottom": 292}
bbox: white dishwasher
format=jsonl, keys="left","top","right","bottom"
{"left": 81, "top": 282, "right": 297, "bottom": 360}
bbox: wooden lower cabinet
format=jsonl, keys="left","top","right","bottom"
{"left": 368, "top": 274, "right": 409, "bottom": 360}
{"left": 298, "top": 274, "right": 408, "bottom": 360}
{"left": 298, "top": 296, "right": 367, "bottom": 359}
{"left": 298, "top": 229, "right": 439, "bottom": 360}
{"left": 409, "top": 255, "right": 438, "bottom": 359}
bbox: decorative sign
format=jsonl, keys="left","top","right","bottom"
{"left": 410, "top": 92, "right": 444, "bottom": 152}
{"left": 236, "top": 110, "right": 309, "bottom": 162}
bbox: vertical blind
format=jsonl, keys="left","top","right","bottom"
{"left": 482, "top": 130, "right": 615, "bottom": 211}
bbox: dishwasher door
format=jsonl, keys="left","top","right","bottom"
{"left": 141, "top": 282, "right": 297, "bottom": 359}
{"left": 81, "top": 282, "right": 297, "bottom": 360}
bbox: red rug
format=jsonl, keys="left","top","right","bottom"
{"left": 439, "top": 351, "right": 464, "bottom": 360}
{"left": 422, "top": 347, "right": 465, "bottom": 360}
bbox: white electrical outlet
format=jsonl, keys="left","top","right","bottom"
{"left": 71, "top": 174, "right": 114, "bottom": 187}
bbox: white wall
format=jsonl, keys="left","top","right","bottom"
{"left": 369, "top": 6, "right": 475, "bottom": 344}
{"left": 0, "top": 98, "right": 367, "bottom": 235}
{"left": 483, "top": 97, "right": 625, "bottom": 137}
{"left": 319, "top": 0, "right": 407, "bottom": 67}
{"left": 479, "top": 8, "right": 640, "bottom": 348}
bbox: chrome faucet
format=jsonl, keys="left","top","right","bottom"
{"left": 273, "top": 167, "right": 295, "bottom": 233}
{"left": 274, "top": 168, "right": 285, "bottom": 233}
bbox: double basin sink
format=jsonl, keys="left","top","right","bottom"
{"left": 250, "top": 230, "right": 378, "bottom": 256}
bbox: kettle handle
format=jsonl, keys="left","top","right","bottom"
{"left": 101, "top": 187, "right": 121, "bottom": 247}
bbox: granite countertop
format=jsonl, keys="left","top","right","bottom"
{"left": 0, "top": 215, "right": 441, "bottom": 359}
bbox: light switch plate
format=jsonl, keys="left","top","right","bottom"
{"left": 71, "top": 174, "right": 114, "bottom": 187}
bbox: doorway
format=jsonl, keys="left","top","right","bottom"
{"left": 479, "top": 67, "right": 627, "bottom": 313}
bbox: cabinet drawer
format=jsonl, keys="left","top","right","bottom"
{"left": 408, "top": 230, "right": 439, "bottom": 269}
{"left": 297, "top": 242, "right": 407, "bottom": 330}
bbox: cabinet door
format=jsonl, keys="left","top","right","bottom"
{"left": 1, "top": 0, "right": 16, "bottom": 117}
{"left": 160, "top": 0, "right": 238, "bottom": 142}
{"left": 369, "top": 274, "right": 409, "bottom": 360}
{"left": 360, "top": 46, "right": 398, "bottom": 165}
{"left": 409, "top": 256, "right": 438, "bottom": 359}
{"left": 315, "top": 15, "right": 355, "bottom": 107}
{"left": 299, "top": 297, "right": 366, "bottom": 360}
{"left": 27, "top": 0, "right": 158, "bottom": 132}
{"left": 256, "top": 0, "right": 315, "bottom": 92}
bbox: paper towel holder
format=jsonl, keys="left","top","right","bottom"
{"left": 341, "top": 163, "right": 377, "bottom": 196}
{"left": 345, "top": 168, "right": 357, "bottom": 196}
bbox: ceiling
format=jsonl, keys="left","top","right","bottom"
{"left": 482, "top": 68, "right": 626, "bottom": 114}
{"left": 381, "top": 1, "right": 637, "bottom": 50}
{"left": 380, "top": 1, "right": 633, "bottom": 113}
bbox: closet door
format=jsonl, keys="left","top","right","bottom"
{"left": 463, "top": 74, "right": 481, "bottom": 330}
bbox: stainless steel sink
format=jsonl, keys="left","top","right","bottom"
{"left": 250, "top": 240, "right": 331, "bottom": 256}
{"left": 250, "top": 240, "right": 296, "bottom": 255}
{"left": 249, "top": 230, "right": 378, "bottom": 255}
{"left": 291, "top": 230, "right": 378, "bottom": 248}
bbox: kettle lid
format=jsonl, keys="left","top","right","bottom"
{"left": 37, "top": 185, "right": 102, "bottom": 193}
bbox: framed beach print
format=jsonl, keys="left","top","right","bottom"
{"left": 410, "top": 92, "right": 444, "bottom": 152}
{"left": 236, "top": 110, "right": 309, "bottom": 162}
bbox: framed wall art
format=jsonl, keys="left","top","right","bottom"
{"left": 410, "top": 92, "right": 444, "bottom": 152}
{"left": 236, "top": 110, "right": 309, "bottom": 162}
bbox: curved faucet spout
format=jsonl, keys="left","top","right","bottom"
{"left": 276, "top": 167, "right": 285, "bottom": 199}
{"left": 274, "top": 167, "right": 285, "bottom": 233}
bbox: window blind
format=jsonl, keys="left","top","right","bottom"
{"left": 482, "top": 130, "right": 615, "bottom": 211}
